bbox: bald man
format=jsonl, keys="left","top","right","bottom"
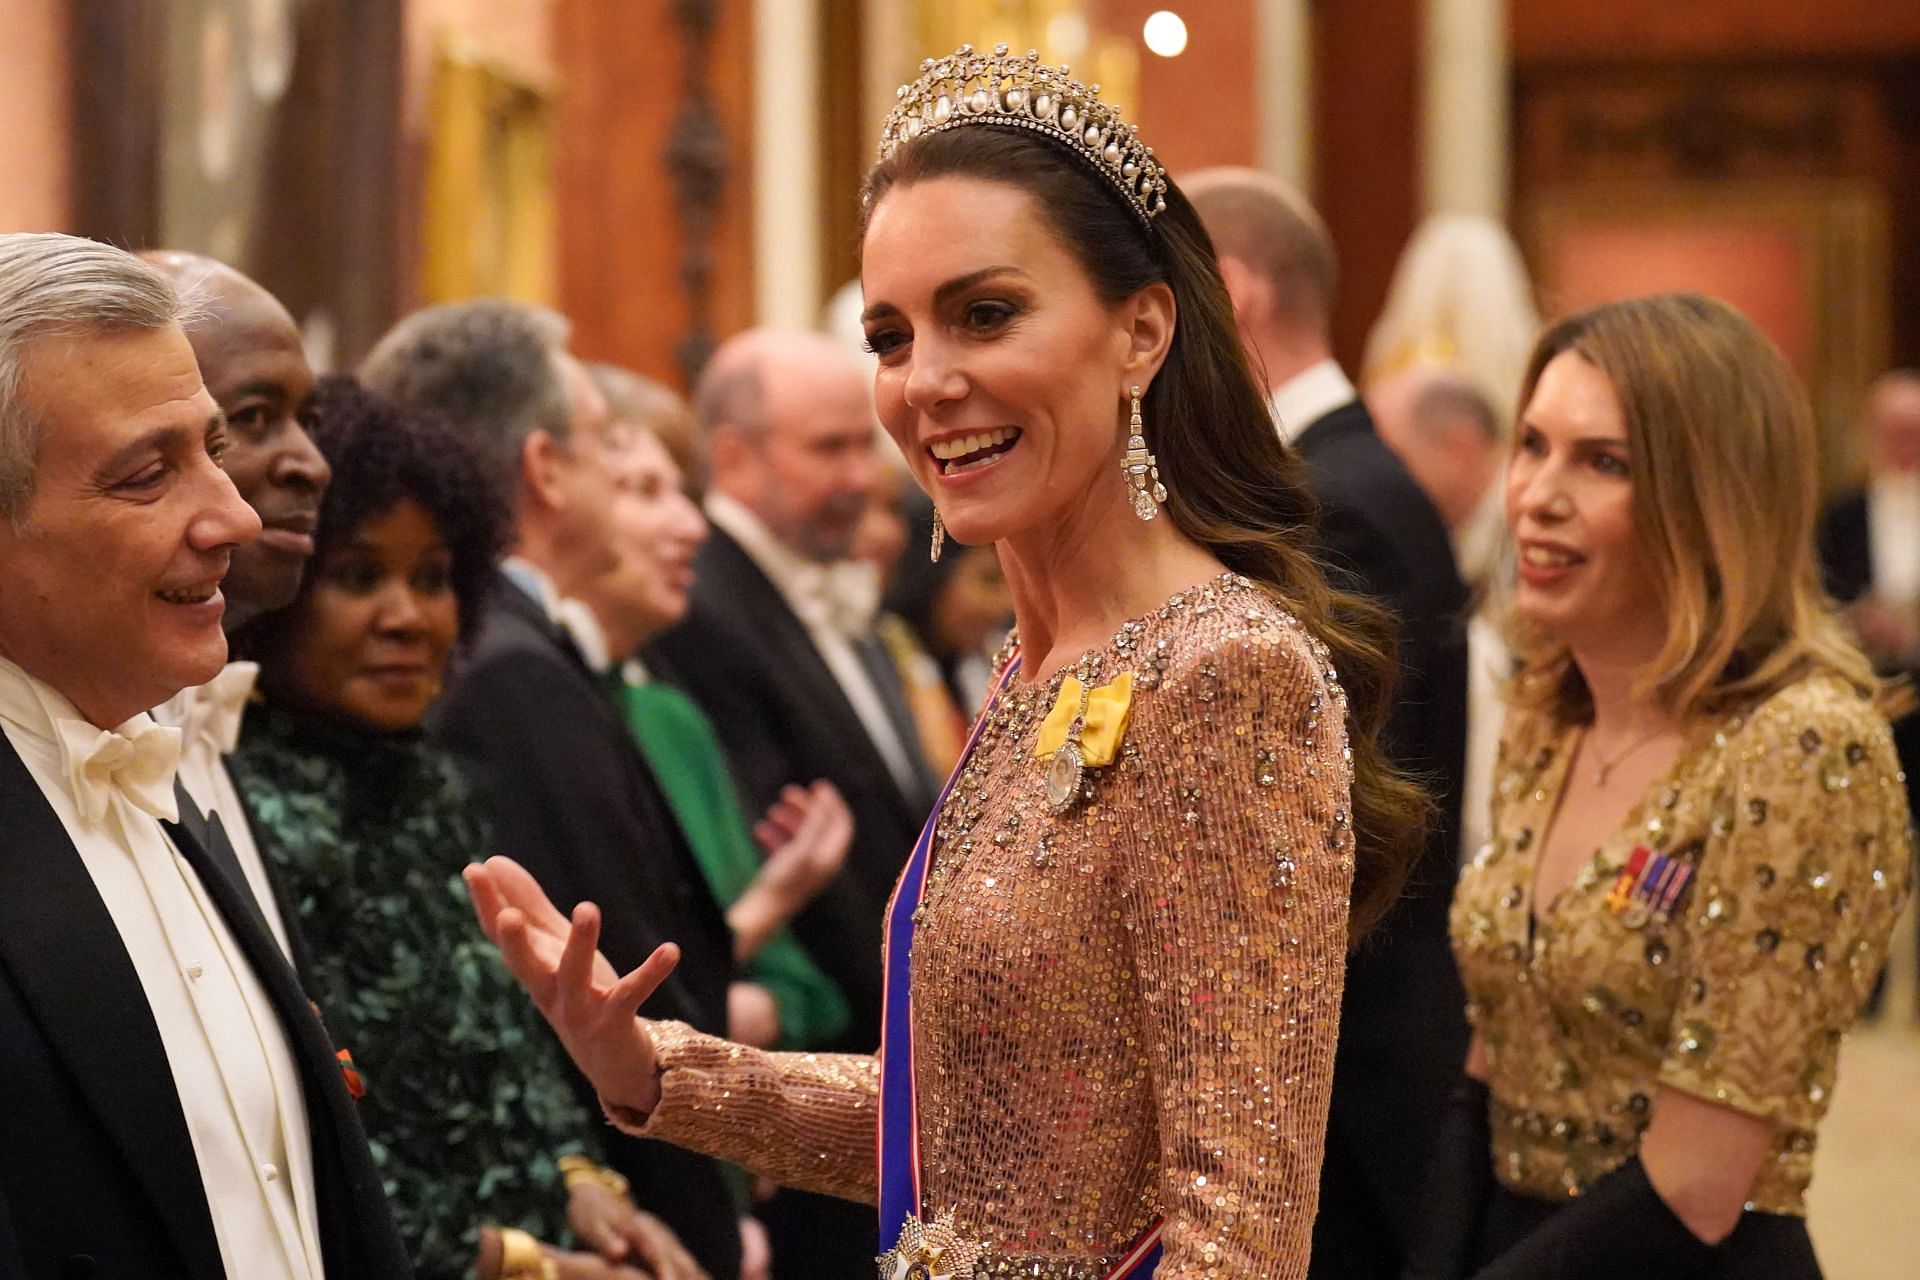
{"left": 139, "top": 253, "right": 330, "bottom": 965}
{"left": 1187, "top": 170, "right": 1471, "bottom": 1280}
{"left": 142, "top": 253, "right": 331, "bottom": 632}
{"left": 646, "top": 329, "right": 938, "bottom": 1280}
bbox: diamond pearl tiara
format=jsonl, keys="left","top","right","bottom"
{"left": 878, "top": 43, "right": 1170, "bottom": 227}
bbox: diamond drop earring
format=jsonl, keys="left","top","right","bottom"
{"left": 1123, "top": 385, "right": 1168, "bottom": 520}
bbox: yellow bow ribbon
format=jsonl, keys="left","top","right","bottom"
{"left": 1033, "top": 672, "right": 1135, "bottom": 767}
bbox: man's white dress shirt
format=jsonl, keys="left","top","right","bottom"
{"left": 0, "top": 656, "right": 321, "bottom": 1280}
{"left": 509, "top": 555, "right": 621, "bottom": 681}
{"left": 556, "top": 597, "right": 617, "bottom": 676}
{"left": 154, "top": 661, "right": 294, "bottom": 958}
{"left": 1869, "top": 472, "right": 1920, "bottom": 612}
{"left": 705, "top": 492, "right": 922, "bottom": 796}
{"left": 1268, "top": 358, "right": 1358, "bottom": 446}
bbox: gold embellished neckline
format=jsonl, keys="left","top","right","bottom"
{"left": 909, "top": 569, "right": 1341, "bottom": 921}
{"left": 997, "top": 570, "right": 1267, "bottom": 696}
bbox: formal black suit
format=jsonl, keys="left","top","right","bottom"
{"left": 1818, "top": 488, "right": 1877, "bottom": 608}
{"left": 645, "top": 525, "right": 940, "bottom": 1280}
{"left": 0, "top": 741, "right": 412, "bottom": 1280}
{"left": 431, "top": 575, "right": 743, "bottom": 1280}
{"left": 646, "top": 525, "right": 940, "bottom": 1053}
{"left": 1293, "top": 397, "right": 1473, "bottom": 1280}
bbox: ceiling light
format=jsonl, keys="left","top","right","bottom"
{"left": 1143, "top": 10, "right": 1188, "bottom": 58}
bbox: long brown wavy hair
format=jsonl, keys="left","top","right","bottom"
{"left": 863, "top": 128, "right": 1428, "bottom": 942}
{"left": 1506, "top": 293, "right": 1894, "bottom": 724}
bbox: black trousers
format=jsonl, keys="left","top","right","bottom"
{"left": 1473, "top": 1184, "right": 1822, "bottom": 1279}
{"left": 761, "top": 1187, "right": 875, "bottom": 1280}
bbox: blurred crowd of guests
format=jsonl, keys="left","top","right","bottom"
{"left": 0, "top": 146, "right": 1913, "bottom": 1280}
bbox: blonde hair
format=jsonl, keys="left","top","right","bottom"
{"left": 1508, "top": 293, "right": 1881, "bottom": 724}
{"left": 588, "top": 362, "right": 701, "bottom": 483}
{"left": 1361, "top": 214, "right": 1539, "bottom": 427}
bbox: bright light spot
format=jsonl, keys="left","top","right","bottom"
{"left": 1143, "top": 10, "right": 1188, "bottom": 58}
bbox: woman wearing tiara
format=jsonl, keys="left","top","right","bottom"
{"left": 468, "top": 46, "right": 1425, "bottom": 1280}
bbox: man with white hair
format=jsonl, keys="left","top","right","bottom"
{"left": 0, "top": 233, "right": 410, "bottom": 1278}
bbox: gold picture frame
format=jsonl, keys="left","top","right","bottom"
{"left": 421, "top": 33, "right": 556, "bottom": 305}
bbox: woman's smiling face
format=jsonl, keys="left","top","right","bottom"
{"left": 859, "top": 175, "right": 1151, "bottom": 548}
{"left": 1506, "top": 350, "right": 1662, "bottom": 660}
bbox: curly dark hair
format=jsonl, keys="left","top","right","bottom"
{"left": 237, "top": 374, "right": 508, "bottom": 653}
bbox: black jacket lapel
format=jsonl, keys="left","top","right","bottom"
{"left": 0, "top": 740, "right": 225, "bottom": 1280}
{"left": 495, "top": 580, "right": 738, "bottom": 965}
{"left": 162, "top": 796, "right": 413, "bottom": 1279}
{"left": 701, "top": 529, "right": 927, "bottom": 815}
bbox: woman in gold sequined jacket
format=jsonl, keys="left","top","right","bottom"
{"left": 1408, "top": 294, "right": 1913, "bottom": 1280}
{"left": 466, "top": 47, "right": 1430, "bottom": 1280}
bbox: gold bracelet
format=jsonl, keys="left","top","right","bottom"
{"left": 497, "top": 1226, "right": 560, "bottom": 1280}
{"left": 557, "top": 1153, "right": 631, "bottom": 1200}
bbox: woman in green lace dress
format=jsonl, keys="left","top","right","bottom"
{"left": 232, "top": 377, "right": 704, "bottom": 1280}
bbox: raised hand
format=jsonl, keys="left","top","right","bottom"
{"left": 465, "top": 855, "right": 679, "bottom": 1117}
{"left": 754, "top": 781, "right": 854, "bottom": 911}
{"left": 729, "top": 781, "right": 854, "bottom": 961}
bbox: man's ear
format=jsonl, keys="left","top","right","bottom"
{"left": 520, "top": 429, "right": 569, "bottom": 513}
{"left": 705, "top": 427, "right": 753, "bottom": 496}
{"left": 1214, "top": 255, "right": 1269, "bottom": 328}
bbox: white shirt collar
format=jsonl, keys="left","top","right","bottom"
{"left": 501, "top": 556, "right": 563, "bottom": 622}
{"left": 0, "top": 653, "right": 182, "bottom": 825}
{"left": 705, "top": 494, "right": 882, "bottom": 638}
{"left": 0, "top": 652, "right": 170, "bottom": 751}
{"left": 1268, "top": 358, "right": 1357, "bottom": 445}
{"left": 555, "top": 598, "right": 616, "bottom": 675}
{"left": 152, "top": 662, "right": 260, "bottom": 758}
{"left": 0, "top": 652, "right": 95, "bottom": 743}
{"left": 704, "top": 492, "right": 810, "bottom": 598}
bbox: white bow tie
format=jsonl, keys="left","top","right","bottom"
{"left": 180, "top": 661, "right": 259, "bottom": 758}
{"left": 790, "top": 561, "right": 882, "bottom": 639}
{"left": 56, "top": 716, "right": 183, "bottom": 825}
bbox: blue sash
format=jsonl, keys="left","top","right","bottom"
{"left": 876, "top": 652, "right": 1165, "bottom": 1278}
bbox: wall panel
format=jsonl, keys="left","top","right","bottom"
{"left": 1313, "top": 0, "right": 1422, "bottom": 371}
{"left": 1514, "top": 2, "right": 1920, "bottom": 61}
{"left": 554, "top": 0, "right": 756, "bottom": 388}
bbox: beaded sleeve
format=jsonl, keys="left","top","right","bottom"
{"left": 1113, "top": 623, "right": 1354, "bottom": 1276}
{"left": 608, "top": 1020, "right": 881, "bottom": 1204}
{"left": 1655, "top": 682, "right": 1912, "bottom": 1120}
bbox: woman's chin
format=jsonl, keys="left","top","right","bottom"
{"left": 1510, "top": 591, "right": 1577, "bottom": 639}
{"left": 941, "top": 482, "right": 1054, "bottom": 545}
{"left": 940, "top": 512, "right": 1012, "bottom": 549}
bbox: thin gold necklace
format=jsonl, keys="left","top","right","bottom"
{"left": 1587, "top": 726, "right": 1668, "bottom": 787}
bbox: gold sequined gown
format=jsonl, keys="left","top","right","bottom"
{"left": 615, "top": 575, "right": 1355, "bottom": 1279}
{"left": 1452, "top": 670, "right": 1913, "bottom": 1214}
